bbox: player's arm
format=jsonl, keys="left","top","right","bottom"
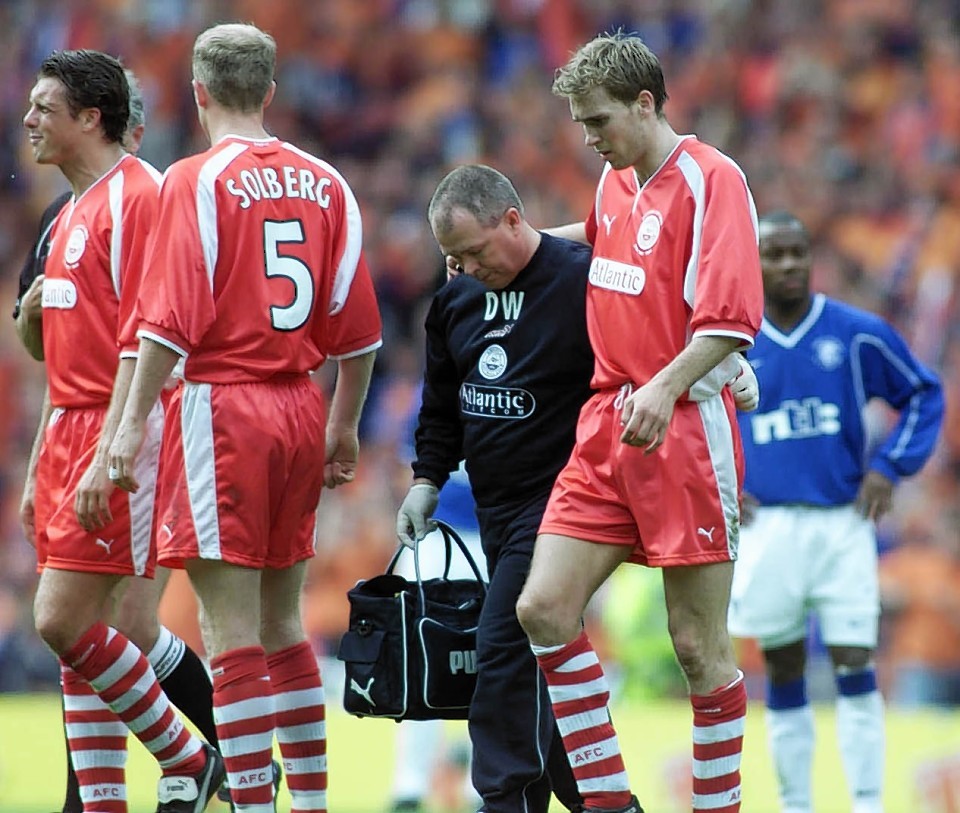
{"left": 324, "top": 348, "right": 377, "bottom": 489}
{"left": 544, "top": 199, "right": 599, "bottom": 247}
{"left": 108, "top": 337, "right": 181, "bottom": 494}
{"left": 543, "top": 221, "right": 589, "bottom": 244}
{"left": 412, "top": 295, "right": 464, "bottom": 490}
{"left": 857, "top": 322, "right": 945, "bottom": 520}
{"left": 14, "top": 194, "right": 70, "bottom": 360}
{"left": 726, "top": 352, "right": 759, "bottom": 412}
{"left": 621, "top": 335, "right": 741, "bottom": 452}
{"left": 74, "top": 358, "right": 137, "bottom": 531}
{"left": 445, "top": 221, "right": 590, "bottom": 280}
{"left": 20, "top": 383, "right": 51, "bottom": 546}
{"left": 398, "top": 297, "right": 463, "bottom": 544}
{"left": 14, "top": 274, "right": 45, "bottom": 361}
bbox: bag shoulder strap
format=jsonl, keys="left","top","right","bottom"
{"left": 386, "top": 520, "right": 487, "bottom": 601}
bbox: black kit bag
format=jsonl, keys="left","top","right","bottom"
{"left": 337, "top": 520, "right": 487, "bottom": 721}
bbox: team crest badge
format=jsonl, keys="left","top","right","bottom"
{"left": 478, "top": 344, "right": 508, "bottom": 380}
{"left": 63, "top": 225, "right": 89, "bottom": 268}
{"left": 634, "top": 211, "right": 662, "bottom": 255}
{"left": 811, "top": 337, "right": 845, "bottom": 371}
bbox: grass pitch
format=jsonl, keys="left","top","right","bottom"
{"left": 1, "top": 693, "right": 957, "bottom": 812}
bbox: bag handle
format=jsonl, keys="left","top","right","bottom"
{"left": 387, "top": 520, "right": 487, "bottom": 603}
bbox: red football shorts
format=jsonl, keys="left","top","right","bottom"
{"left": 156, "top": 376, "right": 327, "bottom": 569}
{"left": 540, "top": 388, "right": 744, "bottom": 567}
{"left": 35, "top": 404, "right": 163, "bottom": 576}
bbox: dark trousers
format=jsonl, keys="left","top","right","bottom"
{"left": 471, "top": 494, "right": 581, "bottom": 813}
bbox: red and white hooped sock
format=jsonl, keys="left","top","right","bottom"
{"left": 532, "top": 631, "right": 634, "bottom": 811}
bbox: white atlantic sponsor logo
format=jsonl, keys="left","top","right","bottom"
{"left": 588, "top": 257, "right": 645, "bottom": 296}
{"left": 63, "top": 225, "right": 88, "bottom": 267}
{"left": 41, "top": 278, "right": 78, "bottom": 309}
{"left": 478, "top": 344, "right": 508, "bottom": 380}
{"left": 811, "top": 336, "right": 845, "bottom": 371}
{"left": 634, "top": 210, "right": 662, "bottom": 255}
{"left": 460, "top": 383, "right": 536, "bottom": 419}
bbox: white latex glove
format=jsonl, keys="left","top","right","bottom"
{"left": 729, "top": 355, "right": 760, "bottom": 412}
{"left": 396, "top": 482, "right": 440, "bottom": 548}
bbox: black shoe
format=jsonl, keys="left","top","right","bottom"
{"left": 389, "top": 800, "right": 423, "bottom": 813}
{"left": 155, "top": 742, "right": 226, "bottom": 813}
{"left": 216, "top": 758, "right": 283, "bottom": 811}
{"left": 572, "top": 796, "right": 644, "bottom": 813}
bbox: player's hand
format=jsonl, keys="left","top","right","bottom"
{"left": 107, "top": 418, "right": 145, "bottom": 494}
{"left": 20, "top": 475, "right": 37, "bottom": 548}
{"left": 729, "top": 355, "right": 760, "bottom": 412}
{"left": 75, "top": 461, "right": 115, "bottom": 531}
{"left": 20, "top": 274, "right": 45, "bottom": 320}
{"left": 856, "top": 470, "right": 894, "bottom": 522}
{"left": 446, "top": 256, "right": 463, "bottom": 282}
{"left": 396, "top": 482, "right": 439, "bottom": 548}
{"left": 324, "top": 426, "right": 359, "bottom": 488}
{"left": 740, "top": 491, "right": 760, "bottom": 527}
{"left": 620, "top": 384, "right": 674, "bottom": 453}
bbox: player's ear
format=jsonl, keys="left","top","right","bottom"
{"left": 635, "top": 90, "right": 655, "bottom": 116}
{"left": 78, "top": 106, "right": 102, "bottom": 135}
{"left": 262, "top": 80, "right": 277, "bottom": 110}
{"left": 192, "top": 79, "right": 207, "bottom": 109}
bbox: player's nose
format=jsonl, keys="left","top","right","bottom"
{"left": 461, "top": 258, "right": 481, "bottom": 277}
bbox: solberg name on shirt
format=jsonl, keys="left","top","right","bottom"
{"left": 225, "top": 165, "right": 333, "bottom": 210}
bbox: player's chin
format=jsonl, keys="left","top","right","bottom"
{"left": 603, "top": 153, "right": 630, "bottom": 171}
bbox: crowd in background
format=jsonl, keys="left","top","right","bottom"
{"left": 0, "top": 0, "right": 957, "bottom": 704}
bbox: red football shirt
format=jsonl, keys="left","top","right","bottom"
{"left": 584, "top": 136, "right": 763, "bottom": 397}
{"left": 137, "top": 136, "right": 382, "bottom": 381}
{"left": 42, "top": 154, "right": 162, "bottom": 408}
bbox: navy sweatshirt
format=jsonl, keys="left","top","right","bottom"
{"left": 413, "top": 233, "right": 595, "bottom": 508}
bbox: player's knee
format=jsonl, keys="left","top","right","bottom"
{"left": 516, "top": 589, "right": 550, "bottom": 640}
{"left": 110, "top": 578, "right": 163, "bottom": 649}
{"left": 261, "top": 614, "right": 306, "bottom": 654}
{"left": 34, "top": 605, "right": 76, "bottom": 655}
{"left": 515, "top": 591, "right": 539, "bottom": 636}
{"left": 671, "top": 630, "right": 710, "bottom": 682}
{"left": 114, "top": 612, "right": 160, "bottom": 651}
{"left": 829, "top": 645, "right": 873, "bottom": 673}
{"left": 763, "top": 640, "right": 806, "bottom": 683}
{"left": 516, "top": 589, "right": 570, "bottom": 645}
